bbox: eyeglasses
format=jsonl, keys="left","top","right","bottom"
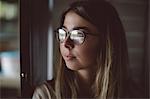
{"left": 55, "top": 27, "right": 97, "bottom": 45}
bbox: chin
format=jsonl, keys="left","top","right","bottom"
{"left": 65, "top": 63, "right": 82, "bottom": 71}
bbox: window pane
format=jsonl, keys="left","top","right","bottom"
{"left": 0, "top": 0, "right": 20, "bottom": 98}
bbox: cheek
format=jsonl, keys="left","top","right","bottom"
{"left": 59, "top": 44, "right": 64, "bottom": 55}
{"left": 77, "top": 41, "right": 100, "bottom": 65}
{"left": 81, "top": 46, "right": 98, "bottom": 59}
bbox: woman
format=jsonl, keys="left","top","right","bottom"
{"left": 32, "top": 0, "right": 129, "bottom": 98}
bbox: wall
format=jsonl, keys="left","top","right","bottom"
{"left": 112, "top": 0, "right": 148, "bottom": 97}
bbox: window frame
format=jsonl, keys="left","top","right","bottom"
{"left": 20, "top": 0, "right": 50, "bottom": 97}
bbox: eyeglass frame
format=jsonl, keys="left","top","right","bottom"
{"left": 55, "top": 26, "right": 99, "bottom": 45}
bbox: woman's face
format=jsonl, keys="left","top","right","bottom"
{"left": 60, "top": 11, "right": 100, "bottom": 71}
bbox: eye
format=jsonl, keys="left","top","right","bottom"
{"left": 58, "top": 28, "right": 66, "bottom": 42}
{"left": 70, "top": 30, "right": 85, "bottom": 44}
{"left": 70, "top": 30, "right": 84, "bottom": 38}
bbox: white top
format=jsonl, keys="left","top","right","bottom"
{"left": 32, "top": 82, "right": 55, "bottom": 99}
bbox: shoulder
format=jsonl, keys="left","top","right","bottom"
{"left": 46, "top": 79, "right": 55, "bottom": 89}
{"left": 32, "top": 79, "right": 55, "bottom": 99}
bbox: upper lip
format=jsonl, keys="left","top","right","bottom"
{"left": 66, "top": 54, "right": 75, "bottom": 58}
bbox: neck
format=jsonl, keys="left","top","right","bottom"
{"left": 76, "top": 69, "right": 94, "bottom": 85}
{"left": 75, "top": 68, "right": 96, "bottom": 98}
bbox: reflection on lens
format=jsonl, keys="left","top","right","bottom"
{"left": 58, "top": 29, "right": 66, "bottom": 42}
{"left": 70, "top": 30, "right": 84, "bottom": 44}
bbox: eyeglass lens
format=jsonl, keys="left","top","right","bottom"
{"left": 57, "top": 28, "right": 85, "bottom": 45}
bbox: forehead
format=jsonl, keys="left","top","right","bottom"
{"left": 63, "top": 11, "right": 98, "bottom": 32}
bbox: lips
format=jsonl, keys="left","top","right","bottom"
{"left": 64, "top": 53, "right": 76, "bottom": 61}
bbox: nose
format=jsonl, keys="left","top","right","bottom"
{"left": 63, "top": 37, "right": 74, "bottom": 50}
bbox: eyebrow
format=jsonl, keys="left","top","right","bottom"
{"left": 62, "top": 25, "right": 99, "bottom": 36}
{"left": 62, "top": 25, "right": 91, "bottom": 32}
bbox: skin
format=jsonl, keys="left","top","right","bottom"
{"left": 59, "top": 11, "right": 101, "bottom": 97}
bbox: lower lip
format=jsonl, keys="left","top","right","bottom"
{"left": 65, "top": 56, "right": 75, "bottom": 61}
